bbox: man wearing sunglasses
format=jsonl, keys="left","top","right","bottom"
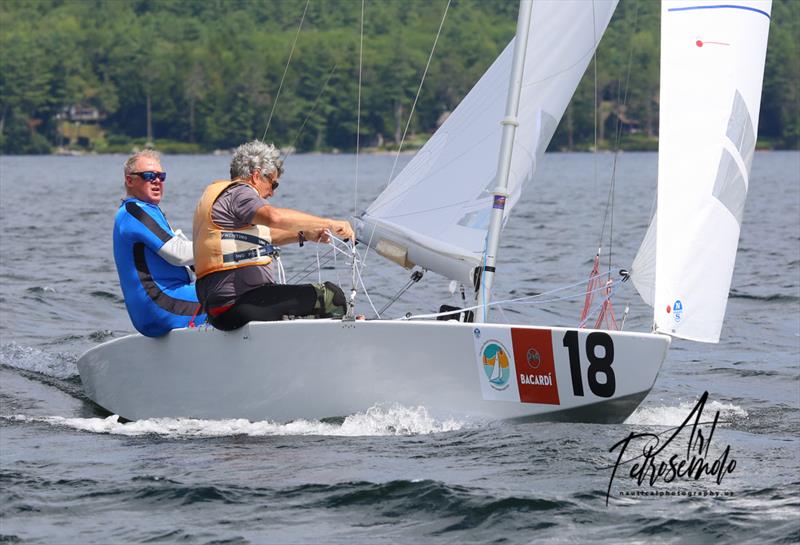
{"left": 113, "top": 150, "right": 206, "bottom": 337}
{"left": 192, "top": 140, "right": 354, "bottom": 330}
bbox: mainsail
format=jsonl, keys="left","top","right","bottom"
{"left": 358, "top": 0, "right": 618, "bottom": 287}
{"left": 652, "top": 0, "right": 771, "bottom": 342}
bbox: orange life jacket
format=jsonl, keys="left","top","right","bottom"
{"left": 193, "top": 180, "right": 273, "bottom": 279}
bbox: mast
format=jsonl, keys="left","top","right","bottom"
{"left": 477, "top": 0, "right": 534, "bottom": 322}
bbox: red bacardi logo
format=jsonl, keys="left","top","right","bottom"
{"left": 526, "top": 348, "right": 541, "bottom": 370}
{"left": 511, "top": 328, "right": 560, "bottom": 405}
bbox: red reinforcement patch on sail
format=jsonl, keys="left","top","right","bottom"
{"left": 511, "top": 328, "right": 560, "bottom": 405}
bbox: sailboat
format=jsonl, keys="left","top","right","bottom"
{"left": 485, "top": 348, "right": 506, "bottom": 386}
{"left": 76, "top": 0, "right": 771, "bottom": 423}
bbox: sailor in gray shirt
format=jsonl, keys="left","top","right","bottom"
{"left": 193, "top": 140, "right": 354, "bottom": 330}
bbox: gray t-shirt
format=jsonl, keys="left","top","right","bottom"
{"left": 196, "top": 184, "right": 274, "bottom": 308}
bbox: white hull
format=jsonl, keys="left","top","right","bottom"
{"left": 77, "top": 320, "right": 670, "bottom": 423}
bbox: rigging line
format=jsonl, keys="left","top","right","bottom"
{"left": 592, "top": 0, "right": 598, "bottom": 192}
{"left": 288, "top": 253, "right": 333, "bottom": 284}
{"left": 360, "top": 220, "right": 378, "bottom": 267}
{"left": 578, "top": 281, "right": 620, "bottom": 328}
{"left": 326, "top": 234, "right": 363, "bottom": 303}
{"left": 329, "top": 232, "right": 367, "bottom": 264}
{"left": 423, "top": 271, "right": 615, "bottom": 322}
{"left": 369, "top": 16, "right": 609, "bottom": 217}
{"left": 401, "top": 279, "right": 618, "bottom": 321}
{"left": 330, "top": 228, "right": 410, "bottom": 297}
{"left": 285, "top": 248, "right": 334, "bottom": 283}
{"left": 367, "top": 14, "right": 606, "bottom": 217}
{"left": 329, "top": 240, "right": 355, "bottom": 260}
{"left": 496, "top": 304, "right": 511, "bottom": 324}
{"left": 499, "top": 279, "right": 618, "bottom": 308}
{"left": 612, "top": 1, "right": 641, "bottom": 152}
{"left": 498, "top": 272, "right": 612, "bottom": 306}
{"left": 331, "top": 230, "right": 343, "bottom": 289}
{"left": 354, "top": 0, "right": 364, "bottom": 219}
{"left": 261, "top": 0, "right": 310, "bottom": 142}
{"left": 353, "top": 249, "right": 382, "bottom": 319}
{"left": 324, "top": 233, "right": 381, "bottom": 318}
{"left": 360, "top": 41, "right": 602, "bottom": 214}
{"left": 327, "top": 231, "right": 354, "bottom": 251}
{"left": 316, "top": 242, "right": 322, "bottom": 284}
{"left": 278, "top": 257, "right": 287, "bottom": 284}
{"left": 386, "top": 0, "right": 451, "bottom": 185}
{"left": 616, "top": 4, "right": 641, "bottom": 273}
{"left": 348, "top": 0, "right": 366, "bottom": 318}
{"left": 581, "top": 5, "right": 620, "bottom": 330}
{"left": 607, "top": 0, "right": 640, "bottom": 275}
{"left": 592, "top": 0, "right": 609, "bottom": 246}
{"left": 586, "top": 277, "right": 622, "bottom": 328}
{"left": 282, "top": 64, "right": 339, "bottom": 162}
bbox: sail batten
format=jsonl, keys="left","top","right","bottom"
{"left": 359, "top": 0, "right": 619, "bottom": 286}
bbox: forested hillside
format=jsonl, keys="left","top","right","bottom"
{"left": 1, "top": 0, "right": 797, "bottom": 154}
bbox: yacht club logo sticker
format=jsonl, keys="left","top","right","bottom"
{"left": 481, "top": 341, "right": 511, "bottom": 390}
{"left": 474, "top": 330, "right": 521, "bottom": 403}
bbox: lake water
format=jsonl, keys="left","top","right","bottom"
{"left": 1, "top": 151, "right": 798, "bottom": 544}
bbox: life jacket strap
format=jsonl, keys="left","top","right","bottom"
{"left": 222, "top": 244, "right": 280, "bottom": 263}
{"left": 220, "top": 231, "right": 268, "bottom": 246}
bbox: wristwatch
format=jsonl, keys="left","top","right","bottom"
{"left": 298, "top": 230, "right": 306, "bottom": 247}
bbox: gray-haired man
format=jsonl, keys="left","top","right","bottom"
{"left": 192, "top": 140, "right": 353, "bottom": 330}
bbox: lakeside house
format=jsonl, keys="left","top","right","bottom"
{"left": 56, "top": 105, "right": 105, "bottom": 149}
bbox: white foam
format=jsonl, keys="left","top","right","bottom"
{"left": 0, "top": 343, "right": 77, "bottom": 379}
{"left": 626, "top": 398, "right": 748, "bottom": 427}
{"left": 2, "top": 404, "right": 466, "bottom": 438}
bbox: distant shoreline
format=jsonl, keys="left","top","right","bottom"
{"left": 8, "top": 143, "right": 790, "bottom": 157}
{"left": 9, "top": 135, "right": 790, "bottom": 157}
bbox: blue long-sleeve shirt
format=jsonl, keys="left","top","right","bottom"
{"left": 113, "top": 198, "right": 206, "bottom": 336}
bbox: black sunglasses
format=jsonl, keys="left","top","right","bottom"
{"left": 261, "top": 171, "right": 279, "bottom": 190}
{"left": 131, "top": 171, "right": 167, "bottom": 182}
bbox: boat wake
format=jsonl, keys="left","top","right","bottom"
{"left": 625, "top": 398, "right": 748, "bottom": 427}
{"left": 0, "top": 342, "right": 78, "bottom": 379}
{"left": 1, "top": 404, "right": 467, "bottom": 437}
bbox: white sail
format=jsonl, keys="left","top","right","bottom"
{"left": 655, "top": 0, "right": 771, "bottom": 342}
{"left": 632, "top": 212, "right": 657, "bottom": 308}
{"left": 488, "top": 353, "right": 502, "bottom": 383}
{"left": 358, "top": 0, "right": 618, "bottom": 286}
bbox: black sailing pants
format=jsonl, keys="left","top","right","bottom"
{"left": 208, "top": 282, "right": 344, "bottom": 331}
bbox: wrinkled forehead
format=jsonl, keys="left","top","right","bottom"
{"left": 134, "top": 156, "right": 162, "bottom": 172}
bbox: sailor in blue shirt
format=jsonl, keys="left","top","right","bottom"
{"left": 113, "top": 150, "right": 205, "bottom": 337}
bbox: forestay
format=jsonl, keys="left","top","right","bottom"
{"left": 358, "top": 0, "right": 618, "bottom": 287}
{"left": 653, "top": 0, "right": 771, "bottom": 342}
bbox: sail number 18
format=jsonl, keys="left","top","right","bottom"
{"left": 562, "top": 331, "right": 615, "bottom": 398}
